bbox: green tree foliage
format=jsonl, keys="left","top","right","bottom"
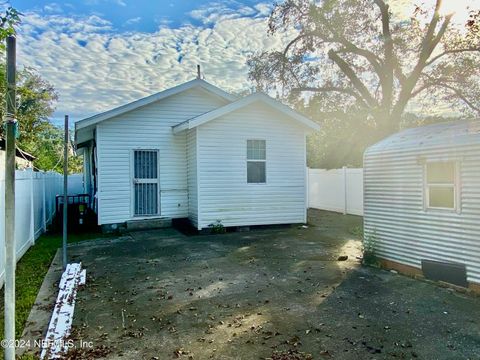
{"left": 27, "top": 124, "right": 83, "bottom": 174}
{"left": 0, "top": 7, "right": 21, "bottom": 44}
{"left": 0, "top": 7, "right": 82, "bottom": 173}
{"left": 248, "top": 0, "right": 480, "bottom": 167}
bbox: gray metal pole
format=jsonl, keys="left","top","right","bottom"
{"left": 62, "top": 115, "right": 68, "bottom": 270}
{"left": 4, "top": 35, "right": 16, "bottom": 360}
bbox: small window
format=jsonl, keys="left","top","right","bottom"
{"left": 247, "top": 140, "right": 266, "bottom": 183}
{"left": 425, "top": 161, "right": 457, "bottom": 210}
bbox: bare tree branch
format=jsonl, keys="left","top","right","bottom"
{"left": 292, "top": 85, "right": 368, "bottom": 106}
{"left": 426, "top": 48, "right": 480, "bottom": 66}
{"left": 315, "top": 11, "right": 384, "bottom": 78}
{"left": 328, "top": 50, "right": 378, "bottom": 108}
{"left": 392, "top": 4, "right": 453, "bottom": 118}
{"left": 439, "top": 83, "right": 480, "bottom": 113}
{"left": 373, "top": 0, "right": 394, "bottom": 112}
{"left": 282, "top": 33, "right": 312, "bottom": 57}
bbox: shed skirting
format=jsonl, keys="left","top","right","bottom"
{"left": 378, "top": 257, "right": 480, "bottom": 294}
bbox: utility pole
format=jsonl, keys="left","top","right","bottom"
{"left": 62, "top": 115, "right": 68, "bottom": 269}
{"left": 4, "top": 35, "right": 16, "bottom": 360}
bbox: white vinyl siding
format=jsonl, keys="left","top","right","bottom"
{"left": 196, "top": 102, "right": 307, "bottom": 229}
{"left": 96, "top": 88, "right": 228, "bottom": 225}
{"left": 186, "top": 128, "right": 199, "bottom": 228}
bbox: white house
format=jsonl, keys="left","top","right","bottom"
{"left": 75, "top": 78, "right": 319, "bottom": 231}
{"left": 364, "top": 120, "right": 480, "bottom": 292}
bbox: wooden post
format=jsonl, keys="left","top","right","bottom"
{"left": 4, "top": 35, "right": 16, "bottom": 360}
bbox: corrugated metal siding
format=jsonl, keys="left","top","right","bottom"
{"left": 96, "top": 88, "right": 228, "bottom": 225}
{"left": 197, "top": 102, "right": 307, "bottom": 229}
{"left": 364, "top": 141, "right": 480, "bottom": 285}
{"left": 186, "top": 128, "right": 199, "bottom": 228}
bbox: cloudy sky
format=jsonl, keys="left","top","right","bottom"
{"left": 13, "top": 0, "right": 477, "bottom": 124}
{"left": 14, "top": 0, "right": 286, "bottom": 124}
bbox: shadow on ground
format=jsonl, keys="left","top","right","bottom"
{"left": 66, "top": 210, "right": 479, "bottom": 359}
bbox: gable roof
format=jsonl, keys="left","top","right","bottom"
{"left": 172, "top": 92, "right": 320, "bottom": 134}
{"left": 75, "top": 78, "right": 237, "bottom": 131}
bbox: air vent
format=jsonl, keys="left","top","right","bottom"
{"left": 421, "top": 259, "right": 467, "bottom": 287}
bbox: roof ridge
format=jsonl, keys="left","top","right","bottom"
{"left": 172, "top": 91, "right": 319, "bottom": 133}
{"left": 75, "top": 78, "right": 236, "bottom": 131}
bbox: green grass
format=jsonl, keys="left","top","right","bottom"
{"left": 349, "top": 225, "right": 363, "bottom": 238}
{"left": 0, "top": 230, "right": 105, "bottom": 343}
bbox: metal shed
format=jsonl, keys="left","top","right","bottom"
{"left": 364, "top": 120, "right": 480, "bottom": 292}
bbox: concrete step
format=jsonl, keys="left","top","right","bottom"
{"left": 126, "top": 217, "right": 172, "bottom": 231}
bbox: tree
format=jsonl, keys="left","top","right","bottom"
{"left": 0, "top": 7, "right": 82, "bottom": 173}
{"left": 28, "top": 123, "right": 83, "bottom": 174}
{"left": 0, "top": 6, "right": 21, "bottom": 44}
{"left": 248, "top": 0, "right": 480, "bottom": 140}
{"left": 0, "top": 67, "right": 59, "bottom": 142}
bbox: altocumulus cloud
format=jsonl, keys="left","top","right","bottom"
{"left": 17, "top": 2, "right": 291, "bottom": 122}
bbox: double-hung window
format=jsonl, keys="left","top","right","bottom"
{"left": 425, "top": 161, "right": 457, "bottom": 210}
{"left": 247, "top": 140, "right": 266, "bottom": 184}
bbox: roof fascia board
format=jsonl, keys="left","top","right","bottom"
{"left": 172, "top": 93, "right": 320, "bottom": 134}
{"left": 75, "top": 79, "right": 236, "bottom": 131}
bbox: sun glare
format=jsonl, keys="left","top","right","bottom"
{"left": 439, "top": 0, "right": 478, "bottom": 24}
{"left": 390, "top": 0, "right": 479, "bottom": 27}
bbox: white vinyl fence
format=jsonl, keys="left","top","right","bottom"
{"left": 0, "top": 169, "right": 84, "bottom": 286}
{"left": 68, "top": 173, "right": 84, "bottom": 195}
{"left": 308, "top": 167, "right": 363, "bottom": 216}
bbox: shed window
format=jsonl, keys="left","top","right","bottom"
{"left": 247, "top": 140, "right": 266, "bottom": 183}
{"left": 425, "top": 161, "right": 457, "bottom": 210}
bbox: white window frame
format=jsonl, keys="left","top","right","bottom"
{"left": 130, "top": 148, "right": 161, "bottom": 218}
{"left": 246, "top": 139, "right": 266, "bottom": 184}
{"left": 423, "top": 160, "right": 460, "bottom": 213}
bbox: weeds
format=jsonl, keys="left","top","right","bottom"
{"left": 208, "top": 220, "right": 226, "bottom": 234}
{"left": 363, "top": 231, "right": 380, "bottom": 266}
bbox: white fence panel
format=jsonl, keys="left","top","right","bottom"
{"left": 0, "top": 169, "right": 4, "bottom": 287}
{"left": 0, "top": 169, "right": 74, "bottom": 287}
{"left": 33, "top": 172, "right": 46, "bottom": 238}
{"left": 308, "top": 167, "right": 364, "bottom": 216}
{"left": 14, "top": 171, "right": 34, "bottom": 259}
{"left": 68, "top": 173, "right": 84, "bottom": 195}
{"left": 345, "top": 168, "right": 363, "bottom": 215}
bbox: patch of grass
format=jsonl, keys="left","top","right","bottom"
{"left": 349, "top": 225, "right": 363, "bottom": 238}
{"left": 0, "top": 229, "right": 105, "bottom": 346}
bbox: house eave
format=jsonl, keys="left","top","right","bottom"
{"left": 75, "top": 78, "right": 237, "bottom": 132}
{"left": 172, "top": 92, "right": 320, "bottom": 134}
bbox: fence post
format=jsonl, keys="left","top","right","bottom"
{"left": 29, "top": 168, "right": 35, "bottom": 245}
{"left": 42, "top": 171, "right": 47, "bottom": 232}
{"left": 343, "top": 166, "right": 347, "bottom": 215}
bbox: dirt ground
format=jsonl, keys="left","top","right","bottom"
{"left": 66, "top": 210, "right": 480, "bottom": 359}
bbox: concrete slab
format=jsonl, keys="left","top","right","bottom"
{"left": 38, "top": 210, "right": 480, "bottom": 359}
{"left": 126, "top": 217, "right": 172, "bottom": 231}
